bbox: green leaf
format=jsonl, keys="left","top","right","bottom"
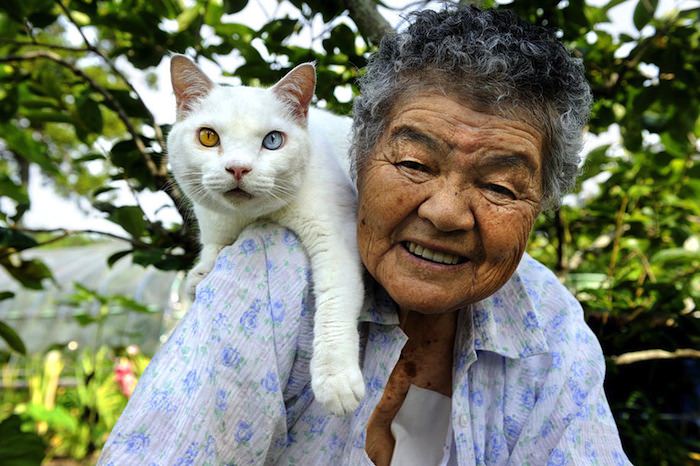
{"left": 650, "top": 248, "right": 700, "bottom": 265}
{"left": 0, "top": 123, "right": 58, "bottom": 175}
{"left": 0, "top": 291, "right": 14, "bottom": 301}
{"left": 176, "top": 5, "right": 200, "bottom": 31}
{"left": 0, "top": 415, "right": 45, "bottom": 466}
{"left": 24, "top": 404, "right": 78, "bottom": 433}
{"left": 0, "top": 320, "right": 26, "bottom": 355}
{"left": 109, "top": 89, "right": 152, "bottom": 120}
{"left": 76, "top": 93, "right": 104, "bottom": 135}
{"left": 223, "top": 0, "right": 248, "bottom": 14}
{"left": 0, "top": 86, "right": 18, "bottom": 121}
{"left": 93, "top": 185, "right": 117, "bottom": 197}
{"left": 259, "top": 17, "right": 298, "bottom": 43}
{"left": 633, "top": 0, "right": 658, "bottom": 30}
{"left": 107, "top": 249, "right": 132, "bottom": 267}
{"left": 73, "top": 313, "right": 99, "bottom": 326}
{"left": 0, "top": 175, "right": 29, "bottom": 204}
{"left": 112, "top": 295, "right": 156, "bottom": 313}
{"left": 0, "top": 227, "right": 38, "bottom": 250}
{"left": 0, "top": 257, "right": 53, "bottom": 290}
{"left": 108, "top": 206, "right": 147, "bottom": 238}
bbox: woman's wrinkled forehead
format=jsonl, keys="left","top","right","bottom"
{"left": 389, "top": 72, "right": 550, "bottom": 137}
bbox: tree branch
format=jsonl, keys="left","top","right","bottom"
{"left": 54, "top": 0, "right": 168, "bottom": 159}
{"left": 0, "top": 232, "right": 70, "bottom": 260}
{"left": 344, "top": 0, "right": 394, "bottom": 46}
{"left": 611, "top": 348, "right": 700, "bottom": 365}
{"left": 11, "top": 227, "right": 142, "bottom": 245}
{"left": 0, "top": 51, "right": 160, "bottom": 175}
{"left": 0, "top": 39, "right": 90, "bottom": 53}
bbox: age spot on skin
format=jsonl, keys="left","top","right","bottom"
{"left": 403, "top": 361, "right": 417, "bottom": 378}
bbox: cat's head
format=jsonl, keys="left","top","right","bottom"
{"left": 167, "top": 54, "right": 316, "bottom": 216}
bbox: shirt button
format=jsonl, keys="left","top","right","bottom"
{"left": 458, "top": 413, "right": 469, "bottom": 427}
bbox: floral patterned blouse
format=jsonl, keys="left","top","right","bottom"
{"left": 99, "top": 223, "right": 631, "bottom": 466}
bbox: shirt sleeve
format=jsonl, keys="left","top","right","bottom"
{"left": 98, "top": 223, "right": 313, "bottom": 465}
{"left": 510, "top": 262, "right": 632, "bottom": 466}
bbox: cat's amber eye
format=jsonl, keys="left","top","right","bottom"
{"left": 198, "top": 128, "right": 220, "bottom": 147}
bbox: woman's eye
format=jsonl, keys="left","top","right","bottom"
{"left": 397, "top": 160, "right": 428, "bottom": 172}
{"left": 198, "top": 127, "right": 219, "bottom": 147}
{"left": 262, "top": 131, "right": 284, "bottom": 150}
{"left": 486, "top": 183, "right": 516, "bottom": 199}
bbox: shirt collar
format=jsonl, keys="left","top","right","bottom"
{"left": 359, "top": 279, "right": 400, "bottom": 326}
{"left": 469, "top": 253, "right": 550, "bottom": 358}
{"left": 359, "top": 253, "right": 550, "bottom": 358}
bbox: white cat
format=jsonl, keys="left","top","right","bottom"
{"left": 167, "top": 55, "right": 365, "bottom": 415}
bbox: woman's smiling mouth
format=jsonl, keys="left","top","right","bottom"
{"left": 402, "top": 241, "right": 467, "bottom": 265}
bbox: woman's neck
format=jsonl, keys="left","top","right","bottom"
{"left": 398, "top": 308, "right": 459, "bottom": 345}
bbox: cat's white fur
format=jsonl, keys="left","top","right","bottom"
{"left": 167, "top": 55, "right": 364, "bottom": 415}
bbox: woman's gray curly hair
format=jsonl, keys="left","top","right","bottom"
{"left": 351, "top": 5, "right": 592, "bottom": 209}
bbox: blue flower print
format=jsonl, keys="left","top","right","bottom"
{"left": 270, "top": 300, "right": 285, "bottom": 324}
{"left": 523, "top": 310, "right": 539, "bottom": 330}
{"left": 504, "top": 415, "right": 522, "bottom": 440}
{"left": 485, "top": 429, "right": 505, "bottom": 463}
{"left": 215, "top": 389, "right": 228, "bottom": 412}
{"left": 239, "top": 238, "right": 257, "bottom": 255}
{"left": 261, "top": 371, "right": 279, "bottom": 393}
{"left": 239, "top": 299, "right": 263, "bottom": 334}
{"left": 173, "top": 441, "right": 200, "bottom": 466}
{"left": 551, "top": 351, "right": 562, "bottom": 369}
{"left": 520, "top": 387, "right": 536, "bottom": 410}
{"left": 221, "top": 346, "right": 242, "bottom": 369}
{"left": 213, "top": 312, "right": 228, "bottom": 326}
{"left": 148, "top": 389, "right": 176, "bottom": 413}
{"left": 366, "top": 376, "right": 383, "bottom": 395}
{"left": 235, "top": 421, "right": 253, "bottom": 444}
{"left": 547, "top": 448, "right": 568, "bottom": 466}
{"left": 353, "top": 430, "right": 365, "bottom": 449}
{"left": 182, "top": 370, "right": 200, "bottom": 395}
{"left": 567, "top": 378, "right": 588, "bottom": 407}
{"left": 585, "top": 441, "right": 598, "bottom": 461}
{"left": 470, "top": 389, "right": 484, "bottom": 407}
{"left": 283, "top": 229, "right": 299, "bottom": 246}
{"left": 539, "top": 419, "right": 553, "bottom": 438}
{"left": 474, "top": 309, "right": 489, "bottom": 326}
{"left": 197, "top": 286, "right": 215, "bottom": 306}
{"left": 124, "top": 432, "right": 150, "bottom": 453}
{"left": 306, "top": 415, "right": 329, "bottom": 435}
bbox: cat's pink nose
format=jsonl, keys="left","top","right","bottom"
{"left": 226, "top": 165, "right": 251, "bottom": 181}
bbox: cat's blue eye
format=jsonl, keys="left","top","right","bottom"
{"left": 262, "top": 131, "right": 284, "bottom": 150}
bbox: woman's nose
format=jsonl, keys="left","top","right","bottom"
{"left": 417, "top": 188, "right": 475, "bottom": 232}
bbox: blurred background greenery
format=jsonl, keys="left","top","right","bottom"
{"left": 0, "top": 0, "right": 698, "bottom": 464}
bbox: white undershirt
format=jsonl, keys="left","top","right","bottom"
{"left": 389, "top": 385, "right": 457, "bottom": 466}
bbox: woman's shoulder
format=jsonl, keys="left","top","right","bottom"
{"left": 515, "top": 253, "right": 604, "bottom": 361}
{"left": 223, "top": 221, "right": 310, "bottom": 265}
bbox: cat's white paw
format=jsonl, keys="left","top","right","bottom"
{"left": 186, "top": 261, "right": 213, "bottom": 298}
{"left": 311, "top": 363, "right": 365, "bottom": 416}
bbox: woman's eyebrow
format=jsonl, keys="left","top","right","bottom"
{"left": 389, "top": 125, "right": 448, "bottom": 155}
{"left": 476, "top": 153, "right": 538, "bottom": 175}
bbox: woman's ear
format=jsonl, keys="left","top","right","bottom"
{"left": 271, "top": 62, "right": 316, "bottom": 124}
{"left": 170, "top": 54, "right": 214, "bottom": 120}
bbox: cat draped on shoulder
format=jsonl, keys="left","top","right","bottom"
{"left": 167, "top": 55, "right": 365, "bottom": 415}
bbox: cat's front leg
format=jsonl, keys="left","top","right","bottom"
{"left": 188, "top": 204, "right": 247, "bottom": 298}
{"left": 187, "top": 243, "right": 226, "bottom": 298}
{"left": 277, "top": 209, "right": 366, "bottom": 415}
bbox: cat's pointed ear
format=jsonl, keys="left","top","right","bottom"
{"left": 170, "top": 54, "right": 214, "bottom": 120}
{"left": 271, "top": 63, "right": 316, "bottom": 123}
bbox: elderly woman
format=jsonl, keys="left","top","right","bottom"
{"left": 100, "top": 5, "right": 630, "bottom": 466}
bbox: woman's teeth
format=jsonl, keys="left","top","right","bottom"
{"left": 405, "top": 241, "right": 463, "bottom": 265}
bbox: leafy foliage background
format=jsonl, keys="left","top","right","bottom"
{"left": 0, "top": 0, "right": 698, "bottom": 464}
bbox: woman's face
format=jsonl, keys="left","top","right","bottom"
{"left": 357, "top": 93, "right": 544, "bottom": 314}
